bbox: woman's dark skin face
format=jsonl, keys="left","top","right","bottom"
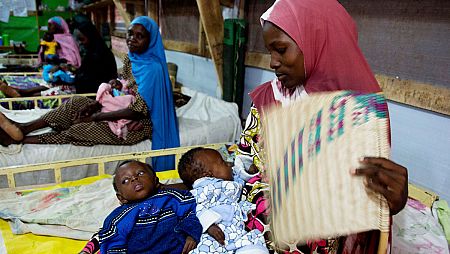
{"left": 262, "top": 21, "right": 408, "bottom": 215}
{"left": 263, "top": 21, "right": 306, "bottom": 90}
{"left": 75, "top": 29, "right": 89, "bottom": 48}
{"left": 126, "top": 24, "right": 150, "bottom": 54}
{"left": 47, "top": 22, "right": 62, "bottom": 35}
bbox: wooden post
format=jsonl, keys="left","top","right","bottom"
{"left": 198, "top": 20, "right": 206, "bottom": 56}
{"left": 112, "top": 0, "right": 131, "bottom": 28}
{"left": 238, "top": 0, "right": 246, "bottom": 19}
{"left": 196, "top": 0, "right": 224, "bottom": 91}
{"left": 148, "top": 0, "right": 158, "bottom": 23}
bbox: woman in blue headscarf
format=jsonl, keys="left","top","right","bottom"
{"left": 126, "top": 16, "right": 180, "bottom": 171}
{"left": 0, "top": 16, "right": 179, "bottom": 171}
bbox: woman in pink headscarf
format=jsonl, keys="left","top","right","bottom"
{"left": 39, "top": 16, "right": 81, "bottom": 67}
{"left": 235, "top": 0, "right": 408, "bottom": 253}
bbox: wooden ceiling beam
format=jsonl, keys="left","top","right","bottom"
{"left": 196, "top": 0, "right": 224, "bottom": 91}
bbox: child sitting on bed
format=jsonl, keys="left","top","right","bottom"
{"left": 98, "top": 160, "right": 202, "bottom": 254}
{"left": 178, "top": 147, "right": 269, "bottom": 254}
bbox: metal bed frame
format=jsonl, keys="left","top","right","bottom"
{"left": 0, "top": 143, "right": 225, "bottom": 190}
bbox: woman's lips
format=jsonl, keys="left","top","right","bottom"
{"left": 276, "top": 73, "right": 287, "bottom": 81}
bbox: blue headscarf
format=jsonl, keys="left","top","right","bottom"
{"left": 128, "top": 16, "right": 180, "bottom": 171}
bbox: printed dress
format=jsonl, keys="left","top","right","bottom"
{"left": 99, "top": 189, "right": 202, "bottom": 254}
{"left": 190, "top": 177, "right": 268, "bottom": 254}
{"left": 38, "top": 56, "right": 152, "bottom": 145}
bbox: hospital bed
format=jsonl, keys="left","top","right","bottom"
{"left": 0, "top": 87, "right": 242, "bottom": 181}
{"left": 0, "top": 143, "right": 226, "bottom": 253}
{"left": 0, "top": 143, "right": 448, "bottom": 253}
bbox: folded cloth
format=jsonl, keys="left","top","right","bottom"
{"left": 435, "top": 200, "right": 450, "bottom": 244}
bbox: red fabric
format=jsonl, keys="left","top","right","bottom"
{"left": 261, "top": 0, "right": 381, "bottom": 94}
{"left": 249, "top": 81, "right": 278, "bottom": 114}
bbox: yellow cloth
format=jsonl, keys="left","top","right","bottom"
{"left": 0, "top": 173, "right": 181, "bottom": 253}
{"left": 40, "top": 40, "right": 58, "bottom": 55}
{"left": 0, "top": 175, "right": 111, "bottom": 253}
{"left": 0, "top": 220, "right": 86, "bottom": 254}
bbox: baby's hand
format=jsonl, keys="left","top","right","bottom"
{"left": 247, "top": 164, "right": 259, "bottom": 175}
{"left": 207, "top": 224, "right": 225, "bottom": 245}
{"left": 182, "top": 235, "right": 197, "bottom": 254}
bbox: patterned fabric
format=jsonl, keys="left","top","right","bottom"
{"left": 237, "top": 104, "right": 264, "bottom": 172}
{"left": 190, "top": 177, "right": 267, "bottom": 254}
{"left": 238, "top": 105, "right": 340, "bottom": 254}
{"left": 38, "top": 57, "right": 151, "bottom": 145}
{"left": 99, "top": 189, "right": 202, "bottom": 254}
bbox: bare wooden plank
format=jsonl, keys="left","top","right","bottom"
{"left": 164, "top": 40, "right": 199, "bottom": 55}
{"left": 245, "top": 52, "right": 450, "bottom": 116}
{"left": 245, "top": 52, "right": 271, "bottom": 70}
{"left": 147, "top": 0, "right": 158, "bottom": 23}
{"left": 82, "top": 0, "right": 113, "bottom": 11}
{"left": 196, "top": 0, "right": 224, "bottom": 90}
{"left": 112, "top": 0, "right": 131, "bottom": 28}
{"left": 238, "top": 0, "right": 246, "bottom": 19}
{"left": 198, "top": 20, "right": 206, "bottom": 56}
{"left": 377, "top": 74, "right": 450, "bottom": 116}
{"left": 220, "top": 0, "right": 234, "bottom": 7}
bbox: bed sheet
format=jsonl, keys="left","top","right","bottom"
{"left": 0, "top": 176, "right": 113, "bottom": 254}
{"left": 392, "top": 198, "right": 449, "bottom": 254}
{"left": 0, "top": 87, "right": 241, "bottom": 186}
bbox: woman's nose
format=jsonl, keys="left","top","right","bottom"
{"left": 270, "top": 54, "right": 281, "bottom": 70}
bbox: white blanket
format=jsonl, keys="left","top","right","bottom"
{"left": 0, "top": 178, "right": 118, "bottom": 240}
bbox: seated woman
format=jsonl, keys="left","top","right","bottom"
{"left": 72, "top": 19, "right": 118, "bottom": 94}
{"left": 0, "top": 16, "right": 180, "bottom": 171}
{"left": 236, "top": 0, "right": 408, "bottom": 253}
{"left": 9, "top": 16, "right": 82, "bottom": 97}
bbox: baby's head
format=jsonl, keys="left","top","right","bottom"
{"left": 108, "top": 79, "right": 123, "bottom": 91}
{"left": 178, "top": 147, "right": 233, "bottom": 187}
{"left": 113, "top": 160, "right": 160, "bottom": 204}
{"left": 43, "top": 32, "right": 54, "bottom": 42}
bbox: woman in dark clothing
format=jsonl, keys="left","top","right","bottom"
{"left": 72, "top": 20, "right": 118, "bottom": 94}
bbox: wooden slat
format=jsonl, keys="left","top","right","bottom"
{"left": 0, "top": 72, "right": 41, "bottom": 76}
{"left": 164, "top": 40, "right": 200, "bottom": 56}
{"left": 112, "top": 0, "right": 131, "bottom": 28}
{"left": 196, "top": 0, "right": 224, "bottom": 91}
{"left": 238, "top": 0, "right": 246, "bottom": 19}
{"left": 220, "top": 0, "right": 234, "bottom": 8}
{"left": 0, "top": 143, "right": 225, "bottom": 190}
{"left": 244, "top": 52, "right": 450, "bottom": 116}
{"left": 408, "top": 183, "right": 439, "bottom": 208}
{"left": 377, "top": 74, "right": 450, "bottom": 116}
{"left": 147, "top": 0, "right": 158, "bottom": 23}
{"left": 82, "top": 0, "right": 113, "bottom": 10}
{"left": 245, "top": 52, "right": 271, "bottom": 70}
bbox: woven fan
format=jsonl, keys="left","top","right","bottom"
{"left": 261, "top": 91, "right": 390, "bottom": 249}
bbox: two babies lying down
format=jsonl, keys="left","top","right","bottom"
{"left": 80, "top": 147, "right": 268, "bottom": 254}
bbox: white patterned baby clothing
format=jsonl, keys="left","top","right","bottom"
{"left": 189, "top": 177, "right": 268, "bottom": 254}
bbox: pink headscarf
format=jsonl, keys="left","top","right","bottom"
{"left": 260, "top": 0, "right": 381, "bottom": 94}
{"left": 39, "top": 17, "right": 81, "bottom": 67}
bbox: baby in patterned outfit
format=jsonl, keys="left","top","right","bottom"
{"left": 178, "top": 147, "right": 269, "bottom": 254}
{"left": 98, "top": 160, "right": 202, "bottom": 254}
